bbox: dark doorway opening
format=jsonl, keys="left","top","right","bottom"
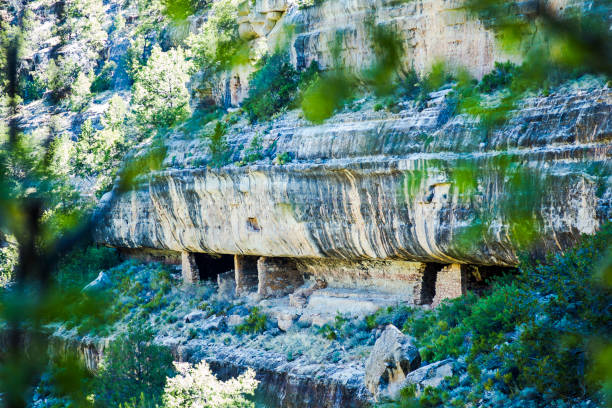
{"left": 418, "top": 263, "right": 445, "bottom": 305}
{"left": 193, "top": 253, "right": 234, "bottom": 281}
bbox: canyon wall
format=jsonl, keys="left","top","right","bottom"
{"left": 95, "top": 87, "right": 612, "bottom": 267}
{"left": 223, "top": 0, "right": 579, "bottom": 105}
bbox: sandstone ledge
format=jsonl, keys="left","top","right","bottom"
{"left": 95, "top": 88, "right": 612, "bottom": 266}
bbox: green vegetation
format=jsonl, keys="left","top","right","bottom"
{"left": 46, "top": 57, "right": 82, "bottom": 103}
{"left": 242, "top": 52, "right": 299, "bottom": 123}
{"left": 274, "top": 151, "right": 292, "bottom": 165}
{"left": 242, "top": 53, "right": 321, "bottom": 123}
{"left": 373, "top": 225, "right": 612, "bottom": 407}
{"left": 477, "top": 61, "right": 520, "bottom": 94}
{"left": 318, "top": 313, "right": 349, "bottom": 340}
{"left": 132, "top": 45, "right": 193, "bottom": 132}
{"left": 163, "top": 361, "right": 258, "bottom": 408}
{"left": 235, "top": 306, "right": 268, "bottom": 334}
{"left": 91, "top": 60, "right": 117, "bottom": 93}
{"left": 186, "top": 0, "right": 246, "bottom": 74}
{"left": 206, "top": 121, "right": 231, "bottom": 167}
{"left": 1, "top": 0, "right": 611, "bottom": 405}
{"left": 0, "top": 242, "right": 17, "bottom": 286}
{"left": 238, "top": 133, "right": 263, "bottom": 165}
{"left": 301, "top": 66, "right": 355, "bottom": 123}
{"left": 55, "top": 245, "right": 120, "bottom": 288}
{"left": 94, "top": 327, "right": 175, "bottom": 407}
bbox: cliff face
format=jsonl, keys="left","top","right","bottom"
{"left": 95, "top": 87, "right": 612, "bottom": 266}
{"left": 224, "top": 0, "right": 580, "bottom": 106}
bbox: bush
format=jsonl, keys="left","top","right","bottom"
{"left": 94, "top": 326, "right": 175, "bottom": 407}
{"left": 163, "top": 361, "right": 258, "bottom": 408}
{"left": 19, "top": 75, "right": 46, "bottom": 102}
{"left": 69, "top": 70, "right": 93, "bottom": 111}
{"left": 408, "top": 62, "right": 454, "bottom": 109}
{"left": 478, "top": 61, "right": 520, "bottom": 94}
{"left": 185, "top": 0, "right": 246, "bottom": 74}
{"left": 74, "top": 119, "right": 124, "bottom": 176}
{"left": 0, "top": 243, "right": 17, "bottom": 286}
{"left": 47, "top": 57, "right": 81, "bottom": 102}
{"left": 91, "top": 60, "right": 117, "bottom": 93}
{"left": 235, "top": 307, "right": 267, "bottom": 334}
{"left": 239, "top": 134, "right": 263, "bottom": 165}
{"left": 242, "top": 52, "right": 299, "bottom": 123}
{"left": 206, "top": 121, "right": 230, "bottom": 168}
{"left": 318, "top": 313, "right": 349, "bottom": 340}
{"left": 274, "top": 152, "right": 292, "bottom": 165}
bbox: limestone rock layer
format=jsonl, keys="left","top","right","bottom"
{"left": 95, "top": 88, "right": 612, "bottom": 266}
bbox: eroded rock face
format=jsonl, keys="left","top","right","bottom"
{"left": 220, "top": 0, "right": 583, "bottom": 105}
{"left": 365, "top": 325, "right": 421, "bottom": 401}
{"left": 95, "top": 88, "right": 612, "bottom": 267}
{"left": 402, "top": 359, "right": 457, "bottom": 393}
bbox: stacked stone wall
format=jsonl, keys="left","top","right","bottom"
{"left": 258, "top": 257, "right": 304, "bottom": 298}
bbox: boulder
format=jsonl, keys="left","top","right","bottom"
{"left": 201, "top": 315, "right": 226, "bottom": 332}
{"left": 227, "top": 314, "right": 246, "bottom": 327}
{"left": 82, "top": 272, "right": 111, "bottom": 294}
{"left": 365, "top": 325, "right": 421, "bottom": 400}
{"left": 184, "top": 310, "right": 206, "bottom": 323}
{"left": 277, "top": 312, "right": 298, "bottom": 331}
{"left": 401, "top": 359, "right": 457, "bottom": 393}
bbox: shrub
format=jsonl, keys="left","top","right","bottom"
{"left": 0, "top": 243, "right": 17, "bottom": 286}
{"left": 366, "top": 305, "right": 415, "bottom": 331}
{"left": 478, "top": 61, "right": 520, "bottom": 94}
{"left": 274, "top": 152, "right": 292, "bottom": 165}
{"left": 19, "top": 75, "right": 46, "bottom": 102}
{"left": 382, "top": 223, "right": 612, "bottom": 406}
{"left": 48, "top": 132, "right": 76, "bottom": 177}
{"left": 126, "top": 35, "right": 147, "bottom": 79}
{"left": 47, "top": 57, "right": 81, "bottom": 102}
{"left": 94, "top": 326, "right": 175, "bottom": 407}
{"left": 91, "top": 60, "right": 117, "bottom": 93}
{"left": 239, "top": 134, "right": 263, "bottom": 164}
{"left": 242, "top": 52, "right": 299, "bottom": 123}
{"left": 318, "top": 313, "right": 349, "bottom": 340}
{"left": 393, "top": 63, "right": 457, "bottom": 112}
{"left": 74, "top": 119, "right": 124, "bottom": 176}
{"left": 131, "top": 45, "right": 193, "bottom": 132}
{"left": 163, "top": 361, "right": 258, "bottom": 408}
{"left": 69, "top": 70, "right": 93, "bottom": 111}
{"left": 235, "top": 307, "right": 267, "bottom": 334}
{"left": 206, "top": 121, "right": 230, "bottom": 168}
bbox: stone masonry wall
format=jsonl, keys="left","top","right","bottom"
{"left": 258, "top": 257, "right": 304, "bottom": 298}
{"left": 431, "top": 264, "right": 467, "bottom": 307}
{"left": 181, "top": 252, "right": 200, "bottom": 284}
{"left": 235, "top": 255, "right": 259, "bottom": 295}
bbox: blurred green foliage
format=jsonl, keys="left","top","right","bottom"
{"left": 54, "top": 245, "right": 120, "bottom": 289}
{"left": 185, "top": 0, "right": 248, "bottom": 74}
